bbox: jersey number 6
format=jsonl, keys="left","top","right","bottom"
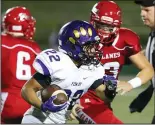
{"left": 16, "top": 51, "right": 31, "bottom": 80}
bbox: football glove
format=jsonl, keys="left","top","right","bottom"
{"left": 103, "top": 75, "right": 117, "bottom": 101}
{"left": 41, "top": 95, "right": 68, "bottom": 112}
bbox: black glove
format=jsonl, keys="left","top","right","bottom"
{"left": 103, "top": 75, "right": 117, "bottom": 101}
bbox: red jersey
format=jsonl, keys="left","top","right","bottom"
{"left": 1, "top": 33, "right": 41, "bottom": 123}
{"left": 79, "top": 28, "right": 142, "bottom": 124}
{"left": 2, "top": 33, "right": 41, "bottom": 92}
{"left": 98, "top": 28, "right": 142, "bottom": 78}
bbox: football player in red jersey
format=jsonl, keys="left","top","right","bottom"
{"left": 1, "top": 6, "right": 41, "bottom": 124}
{"left": 69, "top": 1, "right": 154, "bottom": 124}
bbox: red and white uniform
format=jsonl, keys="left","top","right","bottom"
{"left": 1, "top": 33, "right": 41, "bottom": 123}
{"left": 79, "top": 28, "right": 142, "bottom": 124}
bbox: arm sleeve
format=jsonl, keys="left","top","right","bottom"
{"left": 33, "top": 53, "right": 52, "bottom": 76}
{"left": 33, "top": 72, "right": 51, "bottom": 88}
{"left": 89, "top": 79, "right": 103, "bottom": 90}
{"left": 125, "top": 30, "right": 142, "bottom": 57}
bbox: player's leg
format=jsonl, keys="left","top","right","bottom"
{"left": 80, "top": 101, "right": 123, "bottom": 124}
{"left": 79, "top": 90, "right": 123, "bottom": 124}
{"left": 92, "top": 107, "right": 123, "bottom": 124}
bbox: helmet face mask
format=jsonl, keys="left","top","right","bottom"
{"left": 58, "top": 20, "right": 102, "bottom": 66}
{"left": 94, "top": 21, "right": 119, "bottom": 44}
{"left": 90, "top": 1, "right": 122, "bottom": 44}
{"left": 79, "top": 41, "right": 102, "bottom": 65}
{"left": 95, "top": 22, "right": 115, "bottom": 33}
{"left": 2, "top": 6, "right": 36, "bottom": 40}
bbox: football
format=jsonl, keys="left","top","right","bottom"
{"left": 41, "top": 84, "right": 68, "bottom": 105}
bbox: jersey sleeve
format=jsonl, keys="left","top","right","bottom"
{"left": 33, "top": 55, "right": 49, "bottom": 75}
{"left": 125, "top": 30, "right": 142, "bottom": 57}
{"left": 33, "top": 50, "right": 54, "bottom": 76}
{"left": 89, "top": 79, "right": 103, "bottom": 90}
{"left": 33, "top": 49, "right": 77, "bottom": 79}
{"left": 33, "top": 72, "right": 51, "bottom": 87}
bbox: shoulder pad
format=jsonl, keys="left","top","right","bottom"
{"left": 33, "top": 49, "right": 77, "bottom": 76}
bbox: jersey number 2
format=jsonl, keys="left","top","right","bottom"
{"left": 16, "top": 51, "right": 32, "bottom": 80}
{"left": 64, "top": 89, "right": 84, "bottom": 110}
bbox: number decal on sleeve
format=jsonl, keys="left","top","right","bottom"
{"left": 49, "top": 55, "right": 60, "bottom": 62}
{"left": 103, "top": 62, "right": 120, "bottom": 78}
{"left": 64, "top": 89, "right": 84, "bottom": 110}
{"left": 16, "top": 51, "right": 32, "bottom": 80}
{"left": 45, "top": 50, "right": 60, "bottom": 62}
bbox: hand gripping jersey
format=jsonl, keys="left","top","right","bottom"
{"left": 24, "top": 49, "right": 105, "bottom": 124}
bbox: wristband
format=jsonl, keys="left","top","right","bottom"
{"left": 128, "top": 77, "right": 142, "bottom": 88}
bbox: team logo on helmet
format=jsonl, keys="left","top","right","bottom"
{"left": 19, "top": 13, "right": 29, "bottom": 21}
{"left": 69, "top": 27, "right": 93, "bottom": 44}
{"left": 69, "top": 37, "right": 76, "bottom": 44}
{"left": 88, "top": 28, "right": 92, "bottom": 36}
{"left": 73, "top": 30, "right": 80, "bottom": 38}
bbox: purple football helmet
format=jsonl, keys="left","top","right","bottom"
{"left": 58, "top": 20, "right": 102, "bottom": 66}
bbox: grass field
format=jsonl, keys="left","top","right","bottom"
{"left": 67, "top": 75, "right": 154, "bottom": 124}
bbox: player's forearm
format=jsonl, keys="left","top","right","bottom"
{"left": 21, "top": 87, "right": 42, "bottom": 109}
{"left": 95, "top": 84, "right": 111, "bottom": 102}
{"left": 129, "top": 52, "right": 154, "bottom": 88}
{"left": 21, "top": 78, "right": 43, "bottom": 109}
{"left": 127, "top": 66, "right": 154, "bottom": 90}
{"left": 136, "top": 65, "right": 154, "bottom": 85}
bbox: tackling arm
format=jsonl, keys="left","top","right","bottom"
{"left": 117, "top": 52, "right": 154, "bottom": 95}
{"left": 129, "top": 52, "right": 154, "bottom": 86}
{"left": 89, "top": 76, "right": 117, "bottom": 102}
{"left": 124, "top": 29, "right": 154, "bottom": 88}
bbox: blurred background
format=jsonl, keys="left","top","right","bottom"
{"left": 2, "top": 0, "right": 154, "bottom": 123}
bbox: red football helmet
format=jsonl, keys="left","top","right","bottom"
{"left": 2, "top": 6, "right": 36, "bottom": 40}
{"left": 90, "top": 1, "right": 122, "bottom": 44}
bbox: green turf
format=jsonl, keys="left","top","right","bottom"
{"left": 113, "top": 89, "right": 154, "bottom": 123}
